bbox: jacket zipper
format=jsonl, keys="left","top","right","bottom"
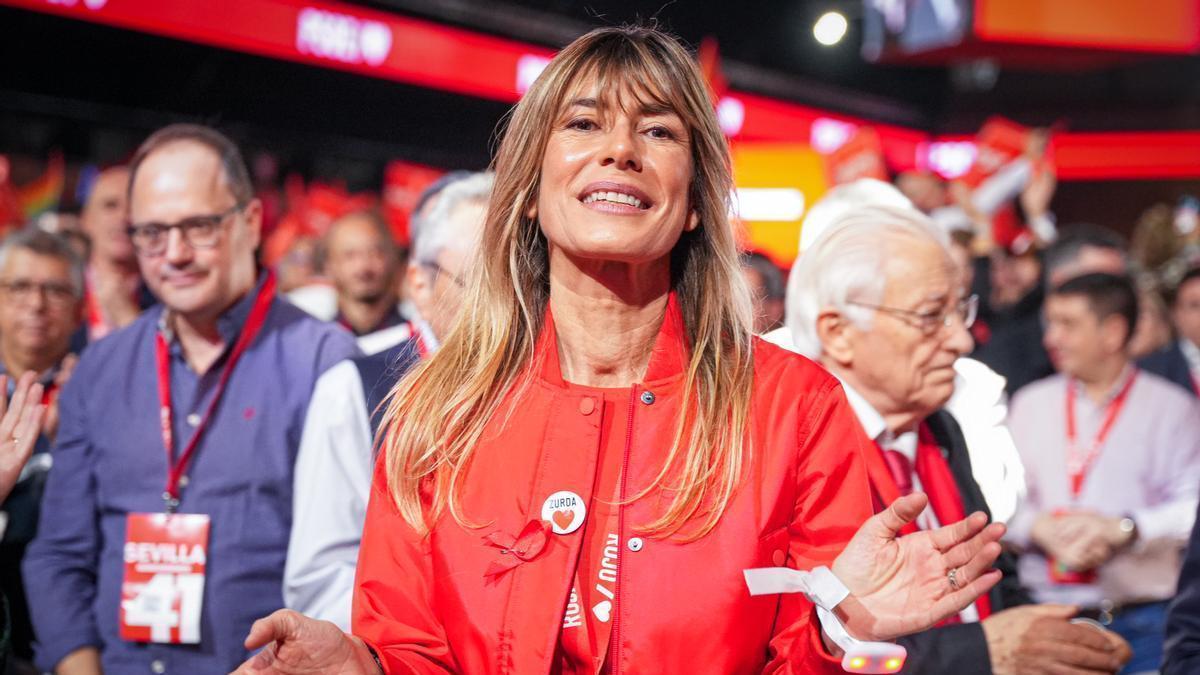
{"left": 611, "top": 387, "right": 637, "bottom": 674}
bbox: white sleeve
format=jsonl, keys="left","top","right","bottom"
{"left": 1132, "top": 399, "right": 1200, "bottom": 545}
{"left": 946, "top": 358, "right": 1026, "bottom": 524}
{"left": 1001, "top": 389, "right": 1041, "bottom": 550}
{"left": 971, "top": 157, "right": 1032, "bottom": 216}
{"left": 285, "top": 360, "right": 375, "bottom": 631}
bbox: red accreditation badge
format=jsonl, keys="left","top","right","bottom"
{"left": 120, "top": 513, "right": 210, "bottom": 644}
{"left": 1047, "top": 557, "right": 1098, "bottom": 585}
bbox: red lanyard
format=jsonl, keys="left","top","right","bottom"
{"left": 409, "top": 321, "right": 430, "bottom": 359}
{"left": 155, "top": 273, "right": 276, "bottom": 512}
{"left": 1065, "top": 369, "right": 1138, "bottom": 500}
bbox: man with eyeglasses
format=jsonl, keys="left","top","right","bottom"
{"left": 1007, "top": 272, "right": 1200, "bottom": 673}
{"left": 284, "top": 171, "right": 492, "bottom": 630}
{"left": 23, "top": 124, "right": 357, "bottom": 675}
{"left": 783, "top": 204, "right": 1131, "bottom": 675}
{"left": 0, "top": 228, "right": 84, "bottom": 668}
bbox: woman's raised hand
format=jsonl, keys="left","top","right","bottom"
{"left": 831, "top": 492, "right": 1005, "bottom": 642}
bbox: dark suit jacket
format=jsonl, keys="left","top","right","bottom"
{"left": 353, "top": 336, "right": 422, "bottom": 440}
{"left": 1139, "top": 341, "right": 1198, "bottom": 398}
{"left": 1163, "top": 496, "right": 1200, "bottom": 674}
{"left": 888, "top": 409, "right": 1033, "bottom": 674}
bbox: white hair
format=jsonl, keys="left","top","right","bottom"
{"left": 798, "top": 178, "right": 913, "bottom": 255}
{"left": 787, "top": 204, "right": 949, "bottom": 359}
{"left": 411, "top": 171, "right": 494, "bottom": 264}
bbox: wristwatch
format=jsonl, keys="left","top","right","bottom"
{"left": 1117, "top": 515, "right": 1138, "bottom": 546}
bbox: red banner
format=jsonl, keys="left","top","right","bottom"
{"left": 2, "top": 0, "right": 555, "bottom": 102}
{"left": 825, "top": 127, "right": 889, "bottom": 185}
{"left": 4, "top": 0, "right": 1199, "bottom": 181}
{"left": 976, "top": 0, "right": 1200, "bottom": 54}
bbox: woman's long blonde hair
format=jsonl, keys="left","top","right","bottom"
{"left": 381, "top": 26, "right": 756, "bottom": 540}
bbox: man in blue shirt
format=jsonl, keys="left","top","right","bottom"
{"left": 23, "top": 124, "right": 357, "bottom": 674}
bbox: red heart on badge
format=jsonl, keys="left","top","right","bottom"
{"left": 552, "top": 509, "right": 575, "bottom": 531}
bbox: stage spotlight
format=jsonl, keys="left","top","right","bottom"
{"left": 813, "top": 11, "right": 848, "bottom": 46}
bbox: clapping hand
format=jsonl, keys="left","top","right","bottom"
{"left": 831, "top": 493, "right": 1005, "bottom": 642}
{"left": 1033, "top": 511, "right": 1130, "bottom": 572}
{"left": 0, "top": 372, "right": 45, "bottom": 503}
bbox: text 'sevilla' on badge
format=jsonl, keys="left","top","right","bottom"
{"left": 541, "top": 490, "right": 586, "bottom": 535}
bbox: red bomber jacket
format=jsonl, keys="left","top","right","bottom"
{"left": 353, "top": 296, "right": 875, "bottom": 674}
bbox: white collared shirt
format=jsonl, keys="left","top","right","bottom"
{"left": 285, "top": 311, "right": 438, "bottom": 629}
{"left": 838, "top": 382, "right": 938, "bottom": 532}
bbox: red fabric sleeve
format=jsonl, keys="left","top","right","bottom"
{"left": 351, "top": 457, "right": 459, "bottom": 674}
{"left": 763, "top": 380, "right": 875, "bottom": 674}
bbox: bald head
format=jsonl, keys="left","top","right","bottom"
{"left": 325, "top": 210, "right": 399, "bottom": 305}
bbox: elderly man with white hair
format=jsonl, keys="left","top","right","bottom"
{"left": 768, "top": 178, "right": 1025, "bottom": 525}
{"left": 778, "top": 202, "right": 1131, "bottom": 674}
{"left": 283, "top": 172, "right": 492, "bottom": 630}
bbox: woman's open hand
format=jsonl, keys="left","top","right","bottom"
{"left": 831, "top": 492, "right": 1005, "bottom": 642}
{"left": 232, "top": 609, "right": 381, "bottom": 675}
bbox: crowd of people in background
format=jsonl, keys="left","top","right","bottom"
{"left": 0, "top": 35, "right": 1198, "bottom": 674}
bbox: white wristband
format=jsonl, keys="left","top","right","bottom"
{"left": 744, "top": 566, "right": 907, "bottom": 674}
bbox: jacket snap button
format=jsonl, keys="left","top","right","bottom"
{"left": 627, "top": 537, "right": 644, "bottom": 552}
{"left": 578, "top": 397, "right": 596, "bottom": 415}
{"left": 639, "top": 391, "right": 655, "bottom": 405}
{"left": 772, "top": 549, "right": 786, "bottom": 566}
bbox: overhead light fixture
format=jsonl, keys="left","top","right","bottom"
{"left": 813, "top": 11, "right": 848, "bottom": 46}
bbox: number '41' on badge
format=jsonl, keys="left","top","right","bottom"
{"left": 120, "top": 512, "right": 210, "bottom": 644}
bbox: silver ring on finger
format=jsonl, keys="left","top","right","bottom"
{"left": 947, "top": 567, "right": 960, "bottom": 591}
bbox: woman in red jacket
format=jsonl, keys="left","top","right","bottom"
{"left": 238, "top": 26, "right": 1004, "bottom": 674}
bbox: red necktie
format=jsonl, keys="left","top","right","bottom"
{"left": 883, "top": 449, "right": 915, "bottom": 496}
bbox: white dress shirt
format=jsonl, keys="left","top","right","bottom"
{"left": 284, "top": 360, "right": 375, "bottom": 630}
{"left": 284, "top": 314, "right": 436, "bottom": 629}
{"left": 1006, "top": 368, "right": 1200, "bottom": 607}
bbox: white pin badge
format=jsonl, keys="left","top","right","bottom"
{"left": 542, "top": 490, "right": 586, "bottom": 535}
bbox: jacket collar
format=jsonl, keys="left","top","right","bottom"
{"left": 533, "top": 291, "right": 690, "bottom": 389}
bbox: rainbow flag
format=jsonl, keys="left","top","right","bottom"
{"left": 18, "top": 152, "right": 65, "bottom": 220}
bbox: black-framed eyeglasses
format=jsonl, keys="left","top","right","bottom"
{"left": 0, "top": 279, "right": 78, "bottom": 306}
{"left": 848, "top": 294, "right": 979, "bottom": 336}
{"left": 421, "top": 261, "right": 466, "bottom": 289}
{"left": 126, "top": 203, "right": 244, "bottom": 256}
